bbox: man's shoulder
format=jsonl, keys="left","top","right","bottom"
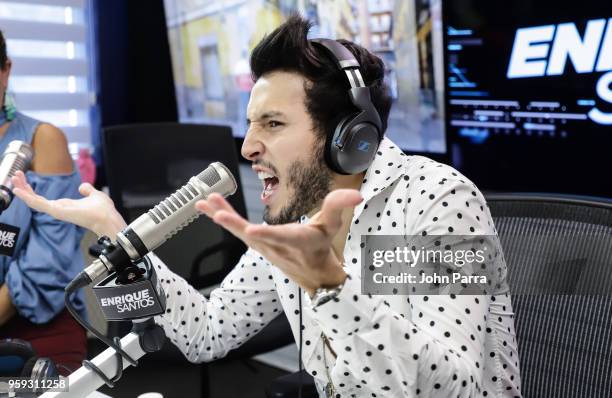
{"left": 370, "top": 137, "right": 483, "bottom": 200}
{"left": 400, "top": 153, "right": 477, "bottom": 190}
{"left": 378, "top": 138, "right": 471, "bottom": 183}
{"left": 390, "top": 148, "right": 487, "bottom": 214}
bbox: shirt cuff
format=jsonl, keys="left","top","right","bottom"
{"left": 310, "top": 271, "right": 381, "bottom": 339}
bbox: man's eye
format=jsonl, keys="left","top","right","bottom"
{"left": 268, "top": 120, "right": 283, "bottom": 128}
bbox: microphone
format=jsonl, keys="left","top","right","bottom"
{"left": 81, "top": 161, "right": 237, "bottom": 285}
{"left": 0, "top": 140, "right": 34, "bottom": 214}
{"left": 61, "top": 163, "right": 237, "bottom": 387}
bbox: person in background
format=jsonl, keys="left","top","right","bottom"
{"left": 0, "top": 30, "right": 87, "bottom": 374}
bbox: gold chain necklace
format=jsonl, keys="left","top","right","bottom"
{"left": 321, "top": 332, "right": 336, "bottom": 397}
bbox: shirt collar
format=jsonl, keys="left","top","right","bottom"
{"left": 351, "top": 137, "right": 408, "bottom": 220}
{"left": 299, "top": 137, "right": 408, "bottom": 224}
{"left": 359, "top": 137, "right": 407, "bottom": 201}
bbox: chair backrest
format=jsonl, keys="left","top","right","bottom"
{"left": 486, "top": 192, "right": 612, "bottom": 398}
{"left": 102, "top": 123, "right": 247, "bottom": 288}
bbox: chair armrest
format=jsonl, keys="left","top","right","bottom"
{"left": 189, "top": 241, "right": 237, "bottom": 287}
{"left": 265, "top": 370, "right": 318, "bottom": 398}
{"left": 222, "top": 314, "right": 294, "bottom": 360}
{"left": 190, "top": 241, "right": 227, "bottom": 275}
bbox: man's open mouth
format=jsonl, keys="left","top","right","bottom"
{"left": 257, "top": 171, "right": 280, "bottom": 203}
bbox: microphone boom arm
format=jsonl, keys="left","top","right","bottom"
{"left": 40, "top": 331, "right": 148, "bottom": 398}
{"left": 39, "top": 162, "right": 238, "bottom": 398}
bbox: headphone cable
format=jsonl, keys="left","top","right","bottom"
{"left": 298, "top": 286, "right": 303, "bottom": 398}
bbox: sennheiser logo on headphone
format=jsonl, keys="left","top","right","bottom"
{"left": 357, "top": 140, "right": 371, "bottom": 152}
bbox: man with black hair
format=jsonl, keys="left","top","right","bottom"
{"left": 13, "top": 16, "right": 521, "bottom": 397}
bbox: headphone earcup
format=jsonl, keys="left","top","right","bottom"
{"left": 325, "top": 114, "right": 354, "bottom": 174}
{"left": 21, "top": 357, "right": 58, "bottom": 379}
{"left": 20, "top": 357, "right": 38, "bottom": 377}
{"left": 326, "top": 115, "right": 380, "bottom": 175}
{"left": 0, "top": 339, "right": 36, "bottom": 377}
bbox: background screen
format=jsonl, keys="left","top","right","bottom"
{"left": 163, "top": 0, "right": 447, "bottom": 153}
{"left": 444, "top": 0, "right": 611, "bottom": 197}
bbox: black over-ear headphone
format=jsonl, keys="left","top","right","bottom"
{"left": 0, "top": 338, "right": 58, "bottom": 397}
{"left": 310, "top": 38, "right": 383, "bottom": 175}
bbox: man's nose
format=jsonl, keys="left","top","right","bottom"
{"left": 241, "top": 131, "right": 264, "bottom": 161}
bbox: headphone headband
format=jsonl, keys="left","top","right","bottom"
{"left": 309, "top": 38, "right": 384, "bottom": 175}
{"left": 309, "top": 38, "right": 382, "bottom": 133}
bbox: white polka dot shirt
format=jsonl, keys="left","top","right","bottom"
{"left": 152, "top": 137, "right": 522, "bottom": 397}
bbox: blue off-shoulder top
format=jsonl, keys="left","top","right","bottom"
{"left": 0, "top": 111, "right": 86, "bottom": 324}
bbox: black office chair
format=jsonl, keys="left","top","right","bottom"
{"left": 101, "top": 123, "right": 296, "bottom": 396}
{"left": 102, "top": 122, "right": 248, "bottom": 288}
{"left": 485, "top": 193, "right": 612, "bottom": 398}
{"left": 266, "top": 192, "right": 612, "bottom": 398}
{"left": 100, "top": 123, "right": 248, "bottom": 395}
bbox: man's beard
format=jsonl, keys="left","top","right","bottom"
{"left": 263, "top": 141, "right": 332, "bottom": 225}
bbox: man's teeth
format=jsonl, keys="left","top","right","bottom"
{"left": 257, "top": 171, "right": 276, "bottom": 180}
